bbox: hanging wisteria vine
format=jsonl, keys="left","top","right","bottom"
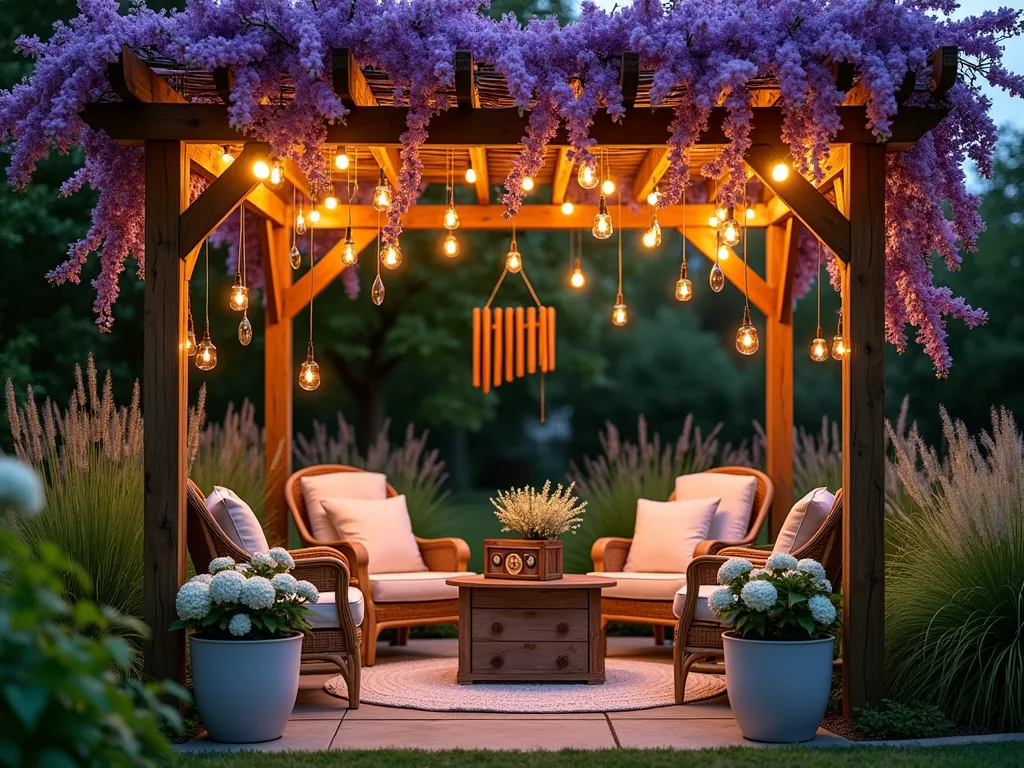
{"left": 1, "top": 0, "right": 1022, "bottom": 375}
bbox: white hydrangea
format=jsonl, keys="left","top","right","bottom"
{"left": 209, "top": 557, "right": 236, "bottom": 574}
{"left": 228, "top": 613, "right": 252, "bottom": 637}
{"left": 189, "top": 573, "right": 213, "bottom": 585}
{"left": 808, "top": 595, "right": 837, "bottom": 626}
{"left": 708, "top": 587, "right": 738, "bottom": 617}
{"left": 209, "top": 569, "right": 247, "bottom": 604}
{"left": 175, "top": 580, "right": 211, "bottom": 621}
{"left": 251, "top": 552, "right": 275, "bottom": 569}
{"left": 295, "top": 580, "right": 320, "bottom": 604}
{"left": 797, "top": 558, "right": 827, "bottom": 582}
{"left": 765, "top": 552, "right": 798, "bottom": 572}
{"left": 717, "top": 558, "right": 754, "bottom": 585}
{"left": 0, "top": 457, "right": 45, "bottom": 515}
{"left": 740, "top": 579, "right": 778, "bottom": 612}
{"left": 239, "top": 576, "right": 277, "bottom": 610}
{"left": 234, "top": 563, "right": 251, "bottom": 574}
{"left": 271, "top": 573, "right": 298, "bottom": 597}
{"left": 268, "top": 547, "right": 295, "bottom": 570}
{"left": 748, "top": 568, "right": 767, "bottom": 580}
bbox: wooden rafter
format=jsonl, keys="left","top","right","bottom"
{"left": 550, "top": 147, "right": 574, "bottom": 205}
{"left": 370, "top": 147, "right": 402, "bottom": 190}
{"left": 455, "top": 52, "right": 480, "bottom": 109}
{"left": 468, "top": 147, "right": 490, "bottom": 204}
{"left": 683, "top": 227, "right": 774, "bottom": 316}
{"left": 282, "top": 228, "right": 377, "bottom": 320}
{"left": 774, "top": 218, "right": 799, "bottom": 324}
{"left": 259, "top": 218, "right": 285, "bottom": 326}
{"left": 281, "top": 159, "right": 312, "bottom": 202}
{"left": 619, "top": 53, "right": 640, "bottom": 109}
{"left": 108, "top": 47, "right": 187, "bottom": 104}
{"left": 632, "top": 147, "right": 670, "bottom": 203}
{"left": 212, "top": 67, "right": 234, "bottom": 105}
{"left": 186, "top": 145, "right": 287, "bottom": 226}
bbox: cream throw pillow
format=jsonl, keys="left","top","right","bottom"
{"left": 320, "top": 494, "right": 428, "bottom": 574}
{"left": 300, "top": 471, "right": 388, "bottom": 542}
{"left": 675, "top": 472, "right": 758, "bottom": 542}
{"left": 773, "top": 487, "right": 835, "bottom": 554}
{"left": 206, "top": 486, "right": 269, "bottom": 555}
{"left": 623, "top": 497, "right": 720, "bottom": 574}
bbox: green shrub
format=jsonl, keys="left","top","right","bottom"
{"left": 885, "top": 406, "right": 1024, "bottom": 732}
{"left": 854, "top": 700, "right": 953, "bottom": 739}
{"left": 565, "top": 415, "right": 750, "bottom": 573}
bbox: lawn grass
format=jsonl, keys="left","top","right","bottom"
{"left": 178, "top": 743, "right": 1024, "bottom": 767}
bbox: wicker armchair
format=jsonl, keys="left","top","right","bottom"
{"left": 285, "top": 465, "right": 471, "bottom": 666}
{"left": 672, "top": 489, "right": 844, "bottom": 704}
{"left": 185, "top": 480, "right": 362, "bottom": 707}
{"left": 591, "top": 467, "right": 773, "bottom": 643}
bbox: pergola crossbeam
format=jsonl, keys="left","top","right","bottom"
{"left": 108, "top": 47, "right": 187, "bottom": 105}
{"left": 551, "top": 147, "right": 573, "bottom": 205}
{"left": 619, "top": 53, "right": 640, "bottom": 109}
{"left": 633, "top": 148, "right": 670, "bottom": 203}
{"left": 187, "top": 145, "right": 288, "bottom": 226}
{"left": 683, "top": 228, "right": 774, "bottom": 316}
{"left": 455, "top": 52, "right": 480, "bottom": 109}
{"left": 282, "top": 229, "right": 378, "bottom": 320}
{"left": 370, "top": 147, "right": 403, "bottom": 190}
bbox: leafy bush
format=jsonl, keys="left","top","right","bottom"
{"left": 885, "top": 406, "right": 1024, "bottom": 732}
{"left": 854, "top": 700, "right": 953, "bottom": 740}
{"left": 565, "top": 415, "right": 750, "bottom": 572}
{"left": 294, "top": 415, "right": 451, "bottom": 538}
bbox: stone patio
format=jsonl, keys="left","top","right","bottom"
{"left": 177, "top": 636, "right": 847, "bottom": 752}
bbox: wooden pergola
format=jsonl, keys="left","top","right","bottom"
{"left": 84, "top": 46, "right": 958, "bottom": 717}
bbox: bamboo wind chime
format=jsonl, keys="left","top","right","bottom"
{"left": 471, "top": 223, "right": 556, "bottom": 422}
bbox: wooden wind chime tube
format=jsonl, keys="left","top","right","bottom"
{"left": 472, "top": 305, "right": 555, "bottom": 393}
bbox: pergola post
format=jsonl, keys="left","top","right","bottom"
{"left": 841, "top": 142, "right": 887, "bottom": 715}
{"left": 142, "top": 140, "right": 189, "bottom": 683}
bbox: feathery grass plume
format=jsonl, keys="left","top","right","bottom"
{"left": 491, "top": 481, "right": 586, "bottom": 541}
{"left": 885, "top": 406, "right": 1024, "bottom": 732}
{"left": 792, "top": 416, "right": 843, "bottom": 498}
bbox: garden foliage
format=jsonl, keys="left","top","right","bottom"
{"left": 854, "top": 700, "right": 953, "bottom": 740}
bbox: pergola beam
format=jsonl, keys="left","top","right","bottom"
{"left": 683, "top": 227, "right": 774, "bottom": 317}
{"left": 263, "top": 220, "right": 292, "bottom": 547}
{"left": 187, "top": 145, "right": 288, "bottom": 227}
{"left": 455, "top": 52, "right": 480, "bottom": 109}
{"left": 633, "top": 148, "right": 670, "bottom": 203}
{"left": 619, "top": 52, "right": 640, "bottom": 109}
{"left": 108, "top": 47, "right": 187, "bottom": 104}
{"left": 551, "top": 147, "right": 574, "bottom": 205}
{"left": 468, "top": 147, "right": 490, "bottom": 204}
{"left": 282, "top": 229, "right": 377, "bottom": 320}
{"left": 370, "top": 147, "right": 402, "bottom": 191}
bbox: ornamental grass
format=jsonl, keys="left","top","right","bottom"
{"left": 885, "top": 406, "right": 1024, "bottom": 732}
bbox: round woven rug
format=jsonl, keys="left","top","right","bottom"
{"left": 323, "top": 658, "right": 725, "bottom": 713}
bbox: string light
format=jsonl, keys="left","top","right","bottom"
{"left": 720, "top": 206, "right": 741, "bottom": 246}
{"left": 832, "top": 314, "right": 848, "bottom": 359}
{"left": 341, "top": 153, "right": 358, "bottom": 266}
{"left": 290, "top": 188, "right": 303, "bottom": 269}
{"left": 295, "top": 203, "right": 307, "bottom": 236}
{"left": 569, "top": 230, "right": 586, "bottom": 289}
{"left": 676, "top": 188, "right": 692, "bottom": 302}
{"left": 611, "top": 191, "right": 627, "bottom": 326}
{"left": 561, "top": 201, "right": 574, "bottom": 215}
{"left": 229, "top": 206, "right": 249, "bottom": 312}
{"left": 710, "top": 229, "right": 726, "bottom": 292}
{"left": 465, "top": 167, "right": 477, "bottom": 184}
{"left": 601, "top": 178, "right": 615, "bottom": 195}
{"left": 371, "top": 209, "right": 385, "bottom": 306}
{"left": 186, "top": 296, "right": 197, "bottom": 356}
{"left": 592, "top": 194, "right": 613, "bottom": 239}
{"left": 506, "top": 219, "right": 522, "bottom": 273}
{"left": 772, "top": 161, "right": 790, "bottom": 182}
{"left": 521, "top": 176, "right": 535, "bottom": 192}
{"left": 221, "top": 147, "right": 234, "bottom": 165}
{"left": 268, "top": 164, "right": 284, "bottom": 189}
{"left": 577, "top": 160, "right": 598, "bottom": 189}
{"left": 195, "top": 239, "right": 217, "bottom": 371}
{"left": 735, "top": 183, "right": 759, "bottom": 355}
{"left": 646, "top": 187, "right": 660, "bottom": 207}
{"left": 298, "top": 220, "right": 321, "bottom": 391}
{"left": 324, "top": 195, "right": 338, "bottom": 210}
{"left": 810, "top": 242, "right": 828, "bottom": 362}
{"left": 335, "top": 151, "right": 349, "bottom": 171}
{"left": 252, "top": 160, "right": 270, "bottom": 180}
{"left": 382, "top": 241, "right": 402, "bottom": 270}
{"left": 308, "top": 208, "right": 321, "bottom": 224}
{"left": 443, "top": 233, "right": 460, "bottom": 258}
{"left": 718, "top": 243, "right": 731, "bottom": 261}
{"left": 444, "top": 150, "right": 460, "bottom": 230}
{"left": 642, "top": 210, "right": 662, "bottom": 249}
{"left": 745, "top": 206, "right": 755, "bottom": 220}
{"left": 373, "top": 169, "right": 392, "bottom": 211}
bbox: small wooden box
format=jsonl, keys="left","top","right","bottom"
{"left": 483, "top": 539, "right": 563, "bottom": 581}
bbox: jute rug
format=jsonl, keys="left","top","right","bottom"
{"left": 324, "top": 658, "right": 726, "bottom": 713}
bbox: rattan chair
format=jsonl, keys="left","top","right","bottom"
{"left": 285, "top": 465, "right": 471, "bottom": 666}
{"left": 591, "top": 467, "right": 773, "bottom": 643}
{"left": 672, "top": 489, "right": 844, "bottom": 703}
{"left": 185, "top": 480, "right": 362, "bottom": 707}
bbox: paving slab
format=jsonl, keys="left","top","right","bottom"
{"left": 177, "top": 719, "right": 342, "bottom": 753}
{"left": 330, "top": 717, "right": 618, "bottom": 750}
{"left": 608, "top": 699, "right": 733, "bottom": 720}
{"left": 343, "top": 702, "right": 607, "bottom": 720}
{"left": 612, "top": 717, "right": 846, "bottom": 749}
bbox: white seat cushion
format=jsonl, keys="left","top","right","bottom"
{"left": 675, "top": 472, "right": 758, "bottom": 542}
{"left": 623, "top": 497, "right": 720, "bottom": 573}
{"left": 369, "top": 571, "right": 473, "bottom": 603}
{"left": 206, "top": 486, "right": 268, "bottom": 555}
{"left": 321, "top": 495, "right": 428, "bottom": 574}
{"left": 588, "top": 571, "right": 686, "bottom": 601}
{"left": 300, "top": 471, "right": 388, "bottom": 542}
{"left": 308, "top": 587, "right": 365, "bottom": 629}
{"left": 773, "top": 487, "right": 835, "bottom": 554}
{"left": 672, "top": 584, "right": 719, "bottom": 623}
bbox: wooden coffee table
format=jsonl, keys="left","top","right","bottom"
{"left": 446, "top": 574, "right": 616, "bottom": 684}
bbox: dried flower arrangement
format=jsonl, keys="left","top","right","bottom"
{"left": 490, "top": 481, "right": 587, "bottom": 541}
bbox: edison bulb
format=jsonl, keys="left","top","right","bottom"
{"left": 718, "top": 243, "right": 731, "bottom": 261}
{"left": 708, "top": 215, "right": 719, "bottom": 228}
{"left": 324, "top": 196, "right": 338, "bottom": 210}
{"left": 341, "top": 229, "right": 358, "bottom": 266}
{"left": 710, "top": 261, "right": 726, "bottom": 292}
{"left": 745, "top": 206, "right": 755, "bottom": 220}
{"left": 772, "top": 162, "right": 790, "bottom": 182}
{"left": 221, "top": 149, "right": 234, "bottom": 165}
{"left": 237, "top": 315, "right": 252, "bottom": 347}
{"left": 642, "top": 217, "right": 662, "bottom": 248}
{"left": 505, "top": 244, "right": 522, "bottom": 273}
{"left": 601, "top": 178, "right": 616, "bottom": 195}
{"left": 443, "top": 233, "right": 460, "bottom": 258}
{"left": 289, "top": 244, "right": 301, "bottom": 270}
{"left": 465, "top": 167, "right": 477, "bottom": 184}
{"left": 831, "top": 333, "right": 847, "bottom": 360}
{"left": 382, "top": 243, "right": 402, "bottom": 269}
{"left": 570, "top": 267, "right": 586, "bottom": 289}
{"left": 253, "top": 160, "right": 270, "bottom": 180}
{"left": 295, "top": 211, "right": 306, "bottom": 235}
{"left": 298, "top": 351, "right": 321, "bottom": 392}
{"left": 577, "top": 163, "right": 598, "bottom": 189}
{"left": 646, "top": 190, "right": 660, "bottom": 206}
{"left": 611, "top": 301, "right": 628, "bottom": 326}
{"left": 308, "top": 209, "right": 321, "bottom": 224}
{"left": 335, "top": 152, "right": 349, "bottom": 171}
{"left": 561, "top": 201, "right": 574, "bottom": 215}
{"left": 229, "top": 279, "right": 249, "bottom": 311}
{"left": 373, "top": 181, "right": 392, "bottom": 212}
{"left": 736, "top": 321, "right": 759, "bottom": 355}
{"left": 186, "top": 326, "right": 197, "bottom": 357}
{"left": 717, "top": 206, "right": 727, "bottom": 221}
{"left": 675, "top": 277, "right": 693, "bottom": 301}
{"left": 592, "top": 195, "right": 613, "bottom": 240}
{"left": 443, "top": 205, "right": 460, "bottom": 230}
{"left": 810, "top": 336, "right": 829, "bottom": 362}
{"left": 268, "top": 164, "right": 284, "bottom": 189}
{"left": 195, "top": 332, "right": 217, "bottom": 371}
{"left": 721, "top": 216, "right": 741, "bottom": 246}
{"left": 521, "top": 176, "right": 535, "bottom": 192}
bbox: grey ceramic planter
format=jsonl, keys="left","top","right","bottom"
{"left": 722, "top": 632, "right": 835, "bottom": 743}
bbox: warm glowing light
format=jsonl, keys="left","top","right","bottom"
{"left": 592, "top": 195, "right": 613, "bottom": 240}
{"left": 611, "top": 301, "right": 628, "bottom": 326}
{"left": 373, "top": 171, "right": 392, "bottom": 212}
{"left": 710, "top": 261, "right": 725, "bottom": 292}
{"left": 675, "top": 278, "right": 693, "bottom": 302}
{"left": 505, "top": 244, "right": 522, "bottom": 273}
{"left": 308, "top": 209, "right": 320, "bottom": 224}
{"left": 521, "top": 176, "right": 535, "bottom": 192}
{"left": 718, "top": 243, "right": 731, "bottom": 260}
{"left": 642, "top": 216, "right": 662, "bottom": 249}
{"left": 295, "top": 211, "right": 306, "bottom": 235}
{"left": 717, "top": 206, "right": 727, "bottom": 221}
{"left": 443, "top": 233, "right": 460, "bottom": 258}
{"left": 642, "top": 229, "right": 657, "bottom": 249}
{"left": 810, "top": 336, "right": 829, "bottom": 362}
{"left": 324, "top": 196, "right": 338, "bottom": 210}
{"left": 771, "top": 162, "right": 790, "bottom": 182}
{"left": 708, "top": 215, "right": 719, "bottom": 228}
{"left": 570, "top": 267, "right": 586, "bottom": 289}
{"left": 371, "top": 274, "right": 385, "bottom": 305}
{"left": 253, "top": 160, "right": 270, "bottom": 180}
{"left": 646, "top": 190, "right": 660, "bottom": 207}
{"left": 561, "top": 201, "right": 574, "bottom": 215}
{"left": 268, "top": 164, "right": 284, "bottom": 189}
{"left": 577, "top": 163, "right": 598, "bottom": 189}
{"left": 298, "top": 347, "right": 321, "bottom": 391}
{"left": 221, "top": 148, "right": 234, "bottom": 165}
{"left": 186, "top": 328, "right": 197, "bottom": 357}
{"left": 721, "top": 210, "right": 741, "bottom": 246}
{"left": 237, "top": 315, "right": 252, "bottom": 346}
{"left": 195, "top": 332, "right": 217, "bottom": 371}
{"left": 601, "top": 178, "right": 616, "bottom": 195}
{"left": 335, "top": 153, "right": 349, "bottom": 171}
{"left": 229, "top": 280, "right": 248, "bottom": 311}
{"left": 465, "top": 167, "right": 477, "bottom": 184}
{"left": 745, "top": 206, "right": 755, "bottom": 220}
{"left": 382, "top": 243, "right": 402, "bottom": 269}
{"left": 736, "top": 322, "right": 759, "bottom": 355}
{"left": 443, "top": 205, "right": 460, "bottom": 230}
{"left": 341, "top": 228, "right": 358, "bottom": 266}
{"left": 831, "top": 334, "right": 848, "bottom": 360}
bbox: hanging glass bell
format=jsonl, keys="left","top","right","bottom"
{"left": 371, "top": 274, "right": 385, "bottom": 306}
{"left": 237, "top": 315, "right": 252, "bottom": 347}
{"left": 710, "top": 262, "right": 726, "bottom": 292}
{"left": 289, "top": 245, "right": 302, "bottom": 270}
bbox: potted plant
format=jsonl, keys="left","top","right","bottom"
{"left": 485, "top": 481, "right": 587, "bottom": 580}
{"left": 709, "top": 553, "right": 841, "bottom": 743}
{"left": 172, "top": 549, "right": 319, "bottom": 743}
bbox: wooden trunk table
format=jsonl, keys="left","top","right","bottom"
{"left": 446, "top": 574, "right": 616, "bottom": 684}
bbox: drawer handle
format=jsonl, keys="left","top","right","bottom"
{"left": 556, "top": 623, "right": 569, "bottom": 635}
{"left": 491, "top": 622, "right": 503, "bottom": 635}
{"left": 490, "top": 656, "right": 504, "bottom": 669}
{"left": 556, "top": 654, "right": 569, "bottom": 668}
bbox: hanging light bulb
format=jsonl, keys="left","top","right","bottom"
{"left": 297, "top": 343, "right": 320, "bottom": 391}
{"left": 443, "top": 202, "right": 460, "bottom": 230}
{"left": 718, "top": 243, "right": 732, "bottom": 261}
{"left": 268, "top": 164, "right": 284, "bottom": 189}
{"left": 195, "top": 331, "right": 217, "bottom": 371}
{"left": 308, "top": 209, "right": 321, "bottom": 224}
{"left": 592, "top": 194, "right": 613, "bottom": 240}
{"left": 612, "top": 295, "right": 628, "bottom": 326}
{"left": 505, "top": 240, "right": 522, "bottom": 273}
{"left": 642, "top": 213, "right": 662, "bottom": 249}
{"left": 601, "top": 178, "right": 616, "bottom": 195}
{"left": 708, "top": 214, "right": 719, "bottom": 228}
{"left": 373, "top": 170, "right": 392, "bottom": 212}
{"left": 230, "top": 275, "right": 249, "bottom": 311}
{"left": 382, "top": 242, "right": 402, "bottom": 270}
{"left": 186, "top": 307, "right": 197, "bottom": 357}
{"left": 577, "top": 162, "right": 598, "bottom": 189}
{"left": 710, "top": 261, "right": 725, "bottom": 292}
{"left": 677, "top": 189, "right": 693, "bottom": 302}
{"left": 717, "top": 206, "right": 727, "bottom": 221}
{"left": 521, "top": 176, "right": 535, "bottom": 192}
{"left": 745, "top": 206, "right": 755, "bottom": 220}
{"left": 324, "top": 195, "right": 338, "bottom": 210}
{"left": 646, "top": 188, "right": 660, "bottom": 207}
{"left": 221, "top": 147, "right": 234, "bottom": 165}
{"left": 570, "top": 266, "right": 586, "bottom": 289}
{"left": 253, "top": 160, "right": 270, "bottom": 180}
{"left": 772, "top": 161, "right": 790, "bottom": 182}
{"left": 335, "top": 152, "right": 350, "bottom": 171}
{"left": 675, "top": 275, "right": 693, "bottom": 301}
{"left": 465, "top": 167, "right": 477, "bottom": 184}
{"left": 561, "top": 201, "right": 574, "bottom": 215}
{"left": 443, "top": 233, "right": 460, "bottom": 258}
{"left": 721, "top": 207, "right": 741, "bottom": 246}
{"left": 341, "top": 227, "right": 358, "bottom": 266}
{"left": 735, "top": 307, "right": 759, "bottom": 355}
{"left": 371, "top": 275, "right": 385, "bottom": 305}
{"left": 295, "top": 207, "right": 307, "bottom": 236}
{"left": 288, "top": 245, "right": 302, "bottom": 270}
{"left": 238, "top": 314, "right": 253, "bottom": 347}
{"left": 831, "top": 317, "right": 847, "bottom": 359}
{"left": 810, "top": 334, "right": 829, "bottom": 362}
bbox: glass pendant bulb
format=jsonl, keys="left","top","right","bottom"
{"left": 601, "top": 178, "right": 616, "bottom": 195}
{"left": 324, "top": 195, "right": 338, "bottom": 210}
{"left": 611, "top": 296, "right": 628, "bottom": 327}
{"left": 675, "top": 277, "right": 693, "bottom": 302}
{"left": 642, "top": 214, "right": 662, "bottom": 249}
{"left": 831, "top": 333, "right": 847, "bottom": 360}
{"left": 721, "top": 207, "right": 741, "bottom": 246}
{"left": 735, "top": 308, "right": 759, "bottom": 355}
{"left": 710, "top": 261, "right": 726, "bottom": 292}
{"left": 443, "top": 233, "right": 460, "bottom": 258}
{"left": 371, "top": 274, "right": 385, "bottom": 305}
{"left": 810, "top": 333, "right": 829, "bottom": 362}
{"left": 465, "top": 167, "right": 477, "bottom": 184}
{"left": 647, "top": 189, "right": 660, "bottom": 206}
{"left": 295, "top": 209, "right": 307, "bottom": 236}
{"left": 341, "top": 228, "right": 358, "bottom": 266}
{"left": 577, "top": 162, "right": 598, "bottom": 190}
{"left": 237, "top": 314, "right": 252, "bottom": 346}
{"left": 505, "top": 241, "right": 522, "bottom": 273}
{"left": 521, "top": 176, "right": 534, "bottom": 192}
{"left": 570, "top": 262, "right": 586, "bottom": 289}
{"left": 708, "top": 214, "right": 719, "bottom": 228}
{"left": 373, "top": 170, "right": 391, "bottom": 212}
{"left": 268, "top": 164, "right": 284, "bottom": 189}
{"left": 195, "top": 331, "right": 217, "bottom": 371}
{"left": 308, "top": 209, "right": 321, "bottom": 224}
{"left": 252, "top": 160, "right": 270, "bottom": 180}
{"left": 298, "top": 344, "right": 321, "bottom": 392}
{"left": 718, "top": 243, "right": 731, "bottom": 261}
{"left": 745, "top": 206, "right": 755, "bottom": 220}
{"left": 561, "top": 201, "right": 574, "bottom": 215}
{"left": 335, "top": 152, "right": 349, "bottom": 171}
{"left": 592, "top": 195, "right": 613, "bottom": 240}
{"left": 443, "top": 203, "right": 460, "bottom": 230}
{"left": 289, "top": 244, "right": 302, "bottom": 270}
{"left": 382, "top": 242, "right": 402, "bottom": 270}
{"left": 229, "top": 276, "right": 248, "bottom": 311}
{"left": 186, "top": 326, "right": 197, "bottom": 357}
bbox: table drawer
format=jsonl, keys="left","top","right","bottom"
{"left": 472, "top": 588, "right": 588, "bottom": 610}
{"left": 471, "top": 609, "right": 588, "bottom": 642}
{"left": 471, "top": 641, "right": 589, "bottom": 675}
